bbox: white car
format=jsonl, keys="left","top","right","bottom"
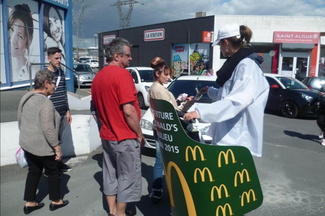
{"left": 126, "top": 66, "right": 154, "bottom": 109}
{"left": 89, "top": 59, "right": 99, "bottom": 68}
{"left": 140, "top": 75, "right": 219, "bottom": 149}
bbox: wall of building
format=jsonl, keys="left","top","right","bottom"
{"left": 212, "top": 15, "right": 325, "bottom": 77}
{"left": 99, "top": 16, "right": 215, "bottom": 74}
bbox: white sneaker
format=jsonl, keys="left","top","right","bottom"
{"left": 322, "top": 139, "right": 325, "bottom": 147}
{"left": 319, "top": 132, "right": 323, "bottom": 139}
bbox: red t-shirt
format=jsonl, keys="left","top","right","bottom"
{"left": 91, "top": 65, "right": 141, "bottom": 141}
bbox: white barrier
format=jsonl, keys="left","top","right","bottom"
{"left": 0, "top": 115, "right": 101, "bottom": 167}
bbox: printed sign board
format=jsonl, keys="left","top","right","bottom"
{"left": 273, "top": 31, "right": 320, "bottom": 44}
{"left": 144, "top": 28, "right": 165, "bottom": 41}
{"left": 150, "top": 98, "right": 263, "bottom": 216}
{"left": 103, "top": 35, "right": 116, "bottom": 45}
{"left": 202, "top": 31, "right": 213, "bottom": 43}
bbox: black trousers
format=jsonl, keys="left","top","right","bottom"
{"left": 24, "top": 150, "right": 60, "bottom": 202}
{"left": 317, "top": 108, "right": 325, "bottom": 138}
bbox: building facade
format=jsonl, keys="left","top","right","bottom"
{"left": 98, "top": 15, "right": 325, "bottom": 80}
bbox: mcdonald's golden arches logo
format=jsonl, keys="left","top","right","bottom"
{"left": 165, "top": 161, "right": 197, "bottom": 215}
{"left": 215, "top": 203, "right": 233, "bottom": 216}
{"left": 218, "top": 149, "right": 237, "bottom": 167}
{"left": 193, "top": 167, "right": 214, "bottom": 183}
{"left": 210, "top": 184, "right": 230, "bottom": 201}
{"left": 185, "top": 145, "right": 206, "bottom": 162}
{"left": 234, "top": 169, "right": 251, "bottom": 187}
{"left": 241, "top": 189, "right": 257, "bottom": 207}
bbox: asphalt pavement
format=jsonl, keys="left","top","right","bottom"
{"left": 1, "top": 90, "right": 325, "bottom": 215}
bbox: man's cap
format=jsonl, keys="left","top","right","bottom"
{"left": 212, "top": 23, "right": 240, "bottom": 46}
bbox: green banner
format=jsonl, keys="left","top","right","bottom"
{"left": 150, "top": 98, "right": 263, "bottom": 216}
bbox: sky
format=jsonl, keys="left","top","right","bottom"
{"left": 72, "top": 0, "right": 325, "bottom": 48}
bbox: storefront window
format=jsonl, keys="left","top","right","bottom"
{"left": 282, "top": 57, "right": 293, "bottom": 71}
{"left": 295, "top": 57, "right": 308, "bottom": 81}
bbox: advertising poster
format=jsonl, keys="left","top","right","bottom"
{"left": 150, "top": 98, "right": 263, "bottom": 216}
{"left": 0, "top": 3, "right": 5, "bottom": 84}
{"left": 189, "top": 43, "right": 210, "bottom": 75}
{"left": 43, "top": 3, "right": 66, "bottom": 71}
{"left": 7, "top": 0, "right": 40, "bottom": 82}
{"left": 171, "top": 44, "right": 189, "bottom": 77}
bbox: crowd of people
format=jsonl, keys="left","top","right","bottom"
{"left": 19, "top": 22, "right": 323, "bottom": 216}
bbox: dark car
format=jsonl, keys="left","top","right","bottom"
{"left": 301, "top": 76, "right": 325, "bottom": 92}
{"left": 73, "top": 63, "right": 96, "bottom": 87}
{"left": 265, "top": 74, "right": 318, "bottom": 118}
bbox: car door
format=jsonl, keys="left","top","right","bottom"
{"left": 265, "top": 77, "right": 283, "bottom": 110}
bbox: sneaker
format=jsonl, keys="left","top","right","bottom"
{"left": 322, "top": 139, "right": 325, "bottom": 146}
{"left": 150, "top": 188, "right": 163, "bottom": 203}
{"left": 319, "top": 132, "right": 324, "bottom": 139}
{"left": 59, "top": 164, "right": 72, "bottom": 172}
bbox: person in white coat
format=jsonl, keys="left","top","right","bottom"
{"left": 183, "top": 23, "right": 269, "bottom": 157}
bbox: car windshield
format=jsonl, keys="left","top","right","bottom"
{"left": 276, "top": 76, "right": 308, "bottom": 90}
{"left": 74, "top": 64, "right": 93, "bottom": 72}
{"left": 168, "top": 79, "right": 219, "bottom": 103}
{"left": 139, "top": 70, "right": 154, "bottom": 82}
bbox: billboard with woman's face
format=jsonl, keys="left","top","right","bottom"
{"left": 43, "top": 4, "right": 66, "bottom": 70}
{"left": 6, "top": 0, "right": 40, "bottom": 82}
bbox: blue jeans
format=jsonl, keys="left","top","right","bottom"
{"left": 152, "top": 139, "right": 163, "bottom": 190}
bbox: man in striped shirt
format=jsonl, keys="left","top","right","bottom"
{"left": 45, "top": 47, "right": 72, "bottom": 172}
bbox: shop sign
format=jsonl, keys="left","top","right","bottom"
{"left": 144, "top": 28, "right": 165, "bottom": 41}
{"left": 103, "top": 35, "right": 116, "bottom": 45}
{"left": 273, "top": 31, "right": 319, "bottom": 44}
{"left": 202, "top": 31, "right": 213, "bottom": 43}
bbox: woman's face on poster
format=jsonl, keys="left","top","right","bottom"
{"left": 9, "top": 19, "right": 27, "bottom": 57}
{"left": 49, "top": 7, "right": 62, "bottom": 42}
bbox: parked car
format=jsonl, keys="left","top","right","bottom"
{"left": 79, "top": 57, "right": 91, "bottom": 64}
{"left": 89, "top": 59, "right": 99, "bottom": 68}
{"left": 301, "top": 76, "right": 325, "bottom": 92}
{"left": 140, "top": 75, "right": 219, "bottom": 149}
{"left": 73, "top": 63, "right": 96, "bottom": 87}
{"left": 126, "top": 66, "right": 154, "bottom": 109}
{"left": 264, "top": 74, "right": 318, "bottom": 118}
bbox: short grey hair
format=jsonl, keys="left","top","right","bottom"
{"left": 34, "top": 69, "right": 54, "bottom": 89}
{"left": 105, "top": 37, "right": 132, "bottom": 63}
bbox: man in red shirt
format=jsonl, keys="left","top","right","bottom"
{"left": 91, "top": 38, "right": 145, "bottom": 216}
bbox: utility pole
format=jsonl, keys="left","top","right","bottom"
{"left": 111, "top": 0, "right": 143, "bottom": 29}
{"left": 72, "top": 0, "right": 86, "bottom": 58}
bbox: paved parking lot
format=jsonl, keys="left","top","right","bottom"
{"left": 1, "top": 90, "right": 325, "bottom": 215}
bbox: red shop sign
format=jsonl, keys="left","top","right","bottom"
{"left": 273, "top": 31, "right": 319, "bottom": 44}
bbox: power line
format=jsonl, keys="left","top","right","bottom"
{"left": 72, "top": 0, "right": 86, "bottom": 55}
{"left": 111, "top": 0, "right": 143, "bottom": 29}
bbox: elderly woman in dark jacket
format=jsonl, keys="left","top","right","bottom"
{"left": 18, "top": 69, "right": 69, "bottom": 214}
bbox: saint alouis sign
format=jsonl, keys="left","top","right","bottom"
{"left": 150, "top": 98, "right": 263, "bottom": 216}
{"left": 273, "top": 31, "right": 320, "bottom": 44}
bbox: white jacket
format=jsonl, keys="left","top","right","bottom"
{"left": 195, "top": 57, "right": 269, "bottom": 157}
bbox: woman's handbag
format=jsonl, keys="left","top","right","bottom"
{"left": 15, "top": 147, "right": 28, "bottom": 168}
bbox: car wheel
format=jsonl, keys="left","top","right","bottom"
{"left": 280, "top": 100, "right": 298, "bottom": 118}
{"left": 138, "top": 93, "right": 146, "bottom": 109}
